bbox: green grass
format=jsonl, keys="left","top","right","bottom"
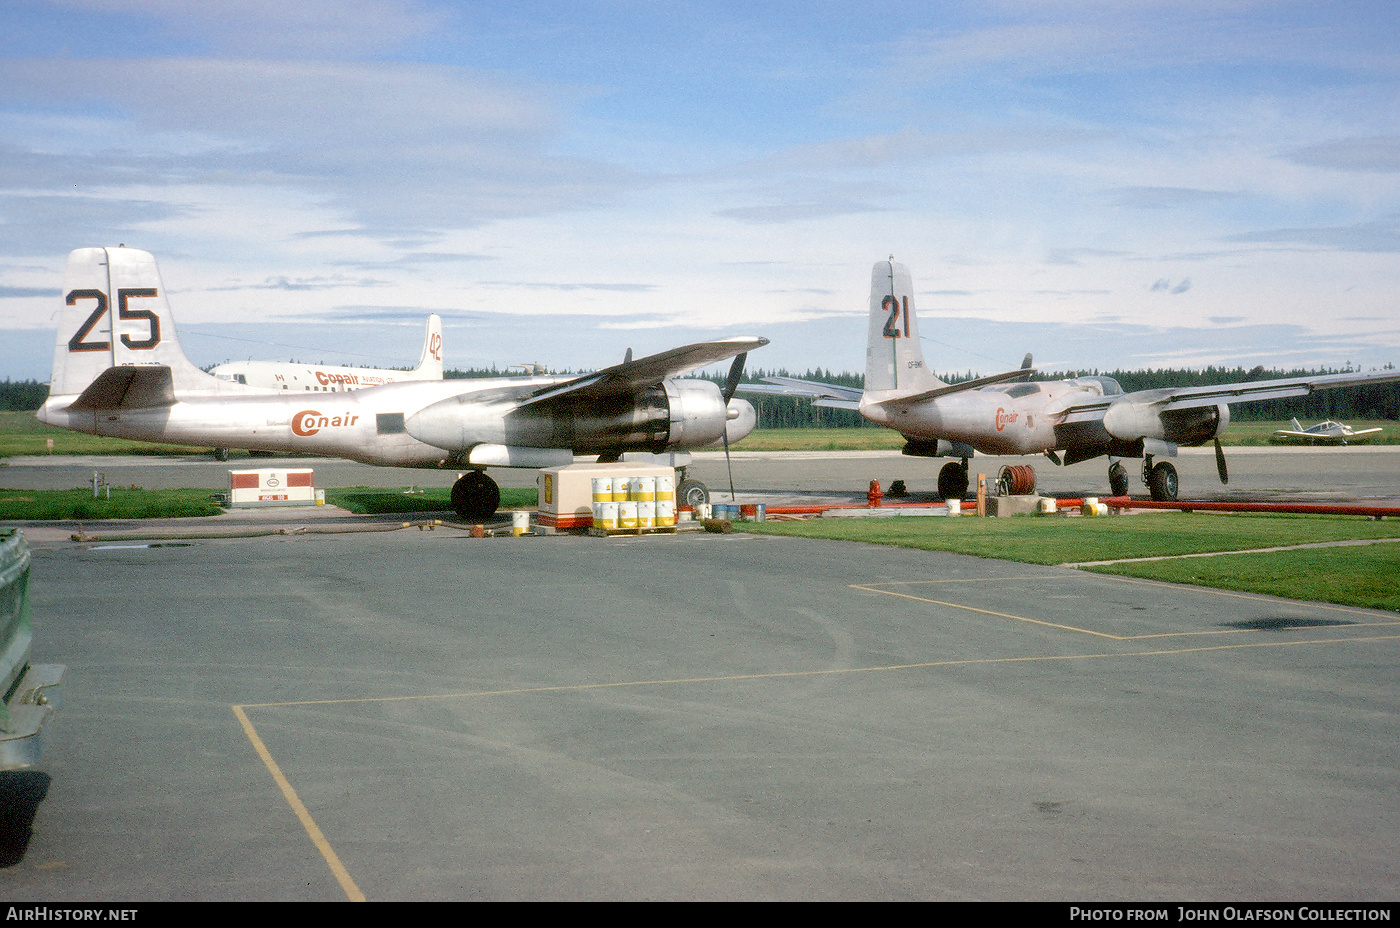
{"left": 735, "top": 428, "right": 907, "bottom": 451}
{"left": 0, "top": 411, "right": 231, "bottom": 458}
{"left": 741, "top": 512, "right": 1400, "bottom": 610}
{"left": 0, "top": 487, "right": 224, "bottom": 520}
{"left": 1084, "top": 545, "right": 1400, "bottom": 612}
{"left": 326, "top": 486, "right": 538, "bottom": 515}
{"left": 1223, "top": 419, "right": 1396, "bottom": 446}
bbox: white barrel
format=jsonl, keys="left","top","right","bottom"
{"left": 1096, "top": 503, "right": 1109, "bottom": 517}
{"left": 655, "top": 473, "right": 674, "bottom": 502}
{"left": 594, "top": 500, "right": 619, "bottom": 530}
{"left": 656, "top": 498, "right": 675, "bottom": 526}
{"left": 1084, "top": 497, "right": 1098, "bottom": 507}
{"left": 511, "top": 510, "right": 530, "bottom": 536}
{"left": 695, "top": 502, "right": 711, "bottom": 520}
{"left": 946, "top": 498, "right": 961, "bottom": 515}
{"left": 592, "top": 476, "right": 613, "bottom": 503}
{"left": 612, "top": 478, "right": 629, "bottom": 502}
{"left": 638, "top": 500, "right": 655, "bottom": 528}
{"left": 1039, "top": 498, "right": 1056, "bottom": 515}
{"left": 632, "top": 475, "right": 655, "bottom": 501}
{"left": 618, "top": 500, "right": 638, "bottom": 528}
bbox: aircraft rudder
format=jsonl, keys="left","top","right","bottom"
{"left": 414, "top": 313, "right": 444, "bottom": 379}
{"left": 864, "top": 259, "right": 939, "bottom": 395}
{"left": 49, "top": 246, "right": 211, "bottom": 397}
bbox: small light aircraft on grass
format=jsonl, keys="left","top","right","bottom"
{"left": 1271, "top": 418, "right": 1383, "bottom": 445}
{"left": 39, "top": 247, "right": 765, "bottom": 519}
{"left": 209, "top": 314, "right": 444, "bottom": 392}
{"left": 742, "top": 259, "right": 1400, "bottom": 501}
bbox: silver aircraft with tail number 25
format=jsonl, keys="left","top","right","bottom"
{"left": 743, "top": 259, "right": 1400, "bottom": 501}
{"left": 38, "top": 247, "right": 765, "bottom": 519}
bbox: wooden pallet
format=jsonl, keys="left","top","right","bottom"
{"left": 587, "top": 524, "right": 680, "bottom": 537}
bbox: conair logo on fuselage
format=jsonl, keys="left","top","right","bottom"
{"left": 292, "top": 410, "right": 360, "bottom": 436}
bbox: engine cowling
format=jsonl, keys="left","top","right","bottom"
{"left": 1102, "top": 396, "right": 1229, "bottom": 446}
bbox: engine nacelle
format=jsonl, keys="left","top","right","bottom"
{"left": 1161, "top": 403, "right": 1229, "bottom": 446}
{"left": 1102, "top": 396, "right": 1229, "bottom": 447}
{"left": 407, "top": 378, "right": 741, "bottom": 455}
{"left": 663, "top": 379, "right": 730, "bottom": 449}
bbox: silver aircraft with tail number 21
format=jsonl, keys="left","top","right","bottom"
{"left": 38, "top": 247, "right": 765, "bottom": 519}
{"left": 743, "top": 259, "right": 1400, "bottom": 501}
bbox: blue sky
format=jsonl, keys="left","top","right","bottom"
{"left": 1, "top": 1, "right": 1397, "bottom": 381}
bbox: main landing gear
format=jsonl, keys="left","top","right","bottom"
{"left": 937, "top": 459, "right": 970, "bottom": 500}
{"left": 673, "top": 466, "right": 711, "bottom": 508}
{"left": 1143, "top": 454, "right": 1178, "bottom": 502}
{"left": 451, "top": 469, "right": 500, "bottom": 521}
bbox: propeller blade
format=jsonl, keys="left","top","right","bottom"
{"left": 722, "top": 428, "right": 736, "bottom": 500}
{"left": 722, "top": 352, "right": 748, "bottom": 402}
{"left": 1214, "top": 438, "right": 1229, "bottom": 484}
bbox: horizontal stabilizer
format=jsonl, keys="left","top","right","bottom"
{"left": 69, "top": 366, "right": 176, "bottom": 411}
{"left": 744, "top": 377, "right": 862, "bottom": 405}
{"left": 518, "top": 337, "right": 768, "bottom": 410}
{"left": 868, "top": 366, "right": 1038, "bottom": 407}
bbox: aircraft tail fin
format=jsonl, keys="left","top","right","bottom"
{"left": 1291, "top": 417, "right": 1303, "bottom": 431}
{"left": 411, "top": 313, "right": 443, "bottom": 379}
{"left": 49, "top": 247, "right": 218, "bottom": 399}
{"left": 864, "top": 259, "right": 942, "bottom": 396}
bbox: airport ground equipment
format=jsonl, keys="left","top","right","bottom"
{"left": 228, "top": 468, "right": 318, "bottom": 508}
{"left": 537, "top": 463, "right": 677, "bottom": 533}
{"left": 0, "top": 530, "right": 63, "bottom": 771}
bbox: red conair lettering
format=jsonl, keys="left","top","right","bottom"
{"left": 292, "top": 410, "right": 359, "bottom": 436}
{"left": 995, "top": 407, "right": 1018, "bottom": 431}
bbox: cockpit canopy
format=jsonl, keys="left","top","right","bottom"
{"left": 1074, "top": 375, "right": 1123, "bottom": 396}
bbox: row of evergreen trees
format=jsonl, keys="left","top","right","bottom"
{"left": 6, "top": 364, "right": 1395, "bottom": 426}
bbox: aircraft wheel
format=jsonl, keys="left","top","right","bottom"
{"left": 677, "top": 479, "right": 710, "bottom": 508}
{"left": 451, "top": 470, "right": 500, "bottom": 520}
{"left": 1108, "top": 461, "right": 1129, "bottom": 496}
{"left": 1148, "top": 462, "right": 1178, "bottom": 502}
{"left": 937, "top": 462, "right": 969, "bottom": 501}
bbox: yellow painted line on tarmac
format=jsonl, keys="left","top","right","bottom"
{"left": 850, "top": 581, "right": 1123, "bottom": 638}
{"left": 232, "top": 704, "right": 366, "bottom": 903}
{"left": 852, "top": 578, "right": 1400, "bottom": 641}
{"left": 233, "top": 628, "right": 1400, "bottom": 899}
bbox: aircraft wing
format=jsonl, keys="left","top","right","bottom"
{"left": 1347, "top": 427, "right": 1384, "bottom": 436}
{"left": 515, "top": 337, "right": 768, "bottom": 409}
{"left": 1062, "top": 368, "right": 1400, "bottom": 421}
{"left": 738, "top": 377, "right": 864, "bottom": 411}
{"left": 1272, "top": 429, "right": 1323, "bottom": 439}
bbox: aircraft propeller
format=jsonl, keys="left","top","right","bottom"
{"left": 1214, "top": 438, "right": 1229, "bottom": 484}
{"left": 720, "top": 352, "right": 747, "bottom": 500}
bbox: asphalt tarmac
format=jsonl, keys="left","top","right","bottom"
{"left": 0, "top": 450, "right": 1396, "bottom": 901}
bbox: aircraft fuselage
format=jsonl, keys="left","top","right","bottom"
{"left": 861, "top": 380, "right": 1109, "bottom": 456}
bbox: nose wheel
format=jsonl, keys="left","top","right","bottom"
{"left": 1108, "top": 460, "right": 1129, "bottom": 496}
{"left": 451, "top": 470, "right": 501, "bottom": 520}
